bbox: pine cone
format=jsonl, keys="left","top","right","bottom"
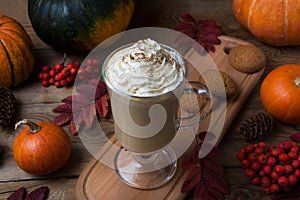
{"left": 0, "top": 87, "right": 16, "bottom": 128}
{"left": 240, "top": 112, "right": 273, "bottom": 141}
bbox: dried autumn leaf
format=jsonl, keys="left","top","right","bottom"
{"left": 61, "top": 96, "right": 72, "bottom": 104}
{"left": 175, "top": 22, "right": 196, "bottom": 31}
{"left": 201, "top": 155, "right": 224, "bottom": 176}
{"left": 181, "top": 165, "right": 202, "bottom": 193}
{"left": 194, "top": 182, "right": 210, "bottom": 200}
{"left": 69, "top": 119, "right": 77, "bottom": 136}
{"left": 7, "top": 187, "right": 27, "bottom": 200}
{"left": 52, "top": 103, "right": 72, "bottom": 113}
{"left": 25, "top": 186, "right": 49, "bottom": 200}
{"left": 181, "top": 132, "right": 229, "bottom": 200}
{"left": 289, "top": 132, "right": 300, "bottom": 141}
{"left": 96, "top": 94, "right": 109, "bottom": 118}
{"left": 52, "top": 112, "right": 73, "bottom": 126}
{"left": 180, "top": 13, "right": 196, "bottom": 23}
{"left": 175, "top": 12, "right": 222, "bottom": 52}
{"left": 52, "top": 78, "right": 110, "bottom": 136}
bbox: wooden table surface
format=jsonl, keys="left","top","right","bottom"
{"left": 1, "top": 0, "right": 300, "bottom": 200}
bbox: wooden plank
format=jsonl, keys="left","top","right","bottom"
{"left": 0, "top": 178, "right": 77, "bottom": 200}
{"left": 75, "top": 35, "right": 265, "bottom": 199}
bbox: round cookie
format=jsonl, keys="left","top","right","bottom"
{"left": 198, "top": 70, "right": 238, "bottom": 99}
{"left": 228, "top": 45, "right": 266, "bottom": 74}
{"left": 180, "top": 93, "right": 210, "bottom": 114}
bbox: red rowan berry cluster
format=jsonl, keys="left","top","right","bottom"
{"left": 77, "top": 58, "right": 101, "bottom": 82}
{"left": 38, "top": 61, "right": 81, "bottom": 88}
{"left": 237, "top": 141, "right": 300, "bottom": 194}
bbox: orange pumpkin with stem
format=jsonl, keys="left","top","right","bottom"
{"left": 233, "top": 0, "right": 300, "bottom": 46}
{"left": 260, "top": 64, "right": 300, "bottom": 124}
{"left": 13, "top": 119, "right": 72, "bottom": 175}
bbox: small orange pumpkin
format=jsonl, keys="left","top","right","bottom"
{"left": 260, "top": 64, "right": 300, "bottom": 124}
{"left": 233, "top": 0, "right": 300, "bottom": 46}
{"left": 13, "top": 119, "right": 71, "bottom": 175}
{"left": 0, "top": 15, "right": 35, "bottom": 87}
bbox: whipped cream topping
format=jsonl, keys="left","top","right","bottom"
{"left": 105, "top": 39, "right": 185, "bottom": 97}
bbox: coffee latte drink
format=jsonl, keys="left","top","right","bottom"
{"left": 103, "top": 39, "right": 186, "bottom": 153}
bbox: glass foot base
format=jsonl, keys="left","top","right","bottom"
{"left": 114, "top": 146, "right": 177, "bottom": 189}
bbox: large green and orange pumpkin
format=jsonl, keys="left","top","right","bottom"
{"left": 0, "top": 15, "right": 35, "bottom": 87}
{"left": 233, "top": 0, "right": 300, "bottom": 46}
{"left": 28, "top": 0, "right": 135, "bottom": 53}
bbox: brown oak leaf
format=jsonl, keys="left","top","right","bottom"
{"left": 175, "top": 13, "right": 222, "bottom": 52}
{"left": 181, "top": 131, "right": 230, "bottom": 200}
{"left": 52, "top": 79, "right": 110, "bottom": 135}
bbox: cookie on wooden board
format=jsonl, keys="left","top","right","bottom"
{"left": 228, "top": 45, "right": 266, "bottom": 74}
{"left": 180, "top": 93, "right": 210, "bottom": 113}
{"left": 198, "top": 70, "right": 238, "bottom": 99}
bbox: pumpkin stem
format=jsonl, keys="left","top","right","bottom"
{"left": 295, "top": 77, "right": 300, "bottom": 88}
{"left": 15, "top": 119, "right": 41, "bottom": 134}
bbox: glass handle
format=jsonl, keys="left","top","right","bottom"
{"left": 177, "top": 81, "right": 211, "bottom": 130}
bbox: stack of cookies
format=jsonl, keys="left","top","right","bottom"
{"left": 180, "top": 44, "right": 266, "bottom": 114}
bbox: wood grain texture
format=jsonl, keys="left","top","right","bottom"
{"left": 0, "top": 0, "right": 300, "bottom": 199}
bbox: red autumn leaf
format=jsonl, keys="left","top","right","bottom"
{"left": 201, "top": 156, "right": 224, "bottom": 175}
{"left": 95, "top": 79, "right": 108, "bottom": 97}
{"left": 181, "top": 165, "right": 202, "bottom": 193}
{"left": 8, "top": 187, "right": 27, "bottom": 200}
{"left": 74, "top": 104, "right": 96, "bottom": 128}
{"left": 201, "top": 42, "right": 215, "bottom": 52}
{"left": 52, "top": 78, "right": 110, "bottom": 136}
{"left": 175, "top": 13, "right": 222, "bottom": 52}
{"left": 52, "top": 103, "right": 72, "bottom": 113}
{"left": 25, "top": 186, "right": 49, "bottom": 200}
{"left": 198, "top": 19, "right": 217, "bottom": 26}
{"left": 182, "top": 144, "right": 200, "bottom": 170}
{"left": 76, "top": 84, "right": 96, "bottom": 98}
{"left": 175, "top": 22, "right": 196, "bottom": 31}
{"left": 52, "top": 112, "right": 73, "bottom": 126}
{"left": 206, "top": 184, "right": 224, "bottom": 200}
{"left": 181, "top": 131, "right": 229, "bottom": 200}
{"left": 61, "top": 96, "right": 72, "bottom": 104}
{"left": 194, "top": 182, "right": 211, "bottom": 200}
{"left": 96, "top": 94, "right": 109, "bottom": 118}
{"left": 197, "top": 131, "right": 209, "bottom": 141}
{"left": 180, "top": 13, "right": 196, "bottom": 23}
{"left": 202, "top": 162, "right": 229, "bottom": 195}
{"left": 289, "top": 132, "right": 300, "bottom": 141}
{"left": 71, "top": 95, "right": 92, "bottom": 109}
{"left": 69, "top": 119, "right": 78, "bottom": 136}
{"left": 201, "top": 34, "right": 221, "bottom": 44}
{"left": 181, "top": 157, "right": 196, "bottom": 170}
{"left": 198, "top": 25, "right": 222, "bottom": 36}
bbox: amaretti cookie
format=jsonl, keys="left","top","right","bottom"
{"left": 228, "top": 45, "right": 266, "bottom": 74}
{"left": 198, "top": 70, "right": 238, "bottom": 99}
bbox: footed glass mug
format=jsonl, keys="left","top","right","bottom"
{"left": 102, "top": 39, "right": 210, "bottom": 189}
